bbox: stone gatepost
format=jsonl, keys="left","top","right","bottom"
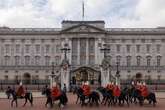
{"left": 60, "top": 60, "right": 70, "bottom": 92}
{"left": 100, "top": 58, "right": 110, "bottom": 87}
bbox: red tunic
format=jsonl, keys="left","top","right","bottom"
{"left": 82, "top": 85, "right": 91, "bottom": 96}
{"left": 51, "top": 87, "right": 61, "bottom": 98}
{"left": 141, "top": 85, "right": 149, "bottom": 97}
{"left": 113, "top": 85, "right": 121, "bottom": 97}
{"left": 16, "top": 86, "right": 25, "bottom": 97}
{"left": 106, "top": 84, "right": 114, "bottom": 91}
{"left": 136, "top": 85, "right": 142, "bottom": 91}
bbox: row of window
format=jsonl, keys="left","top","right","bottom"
{"left": 108, "top": 55, "right": 162, "bottom": 66}
{"left": 2, "top": 56, "right": 61, "bottom": 66}
{"left": 109, "top": 39, "right": 165, "bottom": 43}
{"left": 2, "top": 44, "right": 61, "bottom": 54}
{"left": 106, "top": 44, "right": 161, "bottom": 53}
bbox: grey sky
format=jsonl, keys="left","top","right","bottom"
{"left": 0, "top": 0, "right": 165, "bottom": 28}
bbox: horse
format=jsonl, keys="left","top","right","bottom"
{"left": 128, "top": 86, "right": 141, "bottom": 104}
{"left": 135, "top": 89, "right": 157, "bottom": 106}
{"left": 117, "top": 87, "right": 130, "bottom": 106}
{"left": 97, "top": 86, "right": 129, "bottom": 106}
{"left": 73, "top": 86, "right": 100, "bottom": 107}
{"left": 97, "top": 87, "right": 114, "bottom": 106}
{"left": 7, "top": 88, "right": 33, "bottom": 107}
{"left": 42, "top": 88, "right": 68, "bottom": 108}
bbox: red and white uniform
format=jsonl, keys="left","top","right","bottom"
{"left": 136, "top": 82, "right": 142, "bottom": 91}
{"left": 16, "top": 83, "right": 25, "bottom": 97}
{"left": 140, "top": 85, "right": 149, "bottom": 97}
{"left": 113, "top": 85, "right": 121, "bottom": 97}
{"left": 106, "top": 83, "right": 114, "bottom": 91}
{"left": 51, "top": 82, "right": 61, "bottom": 98}
{"left": 81, "top": 83, "right": 91, "bottom": 96}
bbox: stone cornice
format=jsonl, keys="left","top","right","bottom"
{"left": 0, "top": 27, "right": 165, "bottom": 35}
{"left": 106, "top": 28, "right": 165, "bottom": 35}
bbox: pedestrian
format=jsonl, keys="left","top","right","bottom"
{"left": 63, "top": 83, "right": 67, "bottom": 93}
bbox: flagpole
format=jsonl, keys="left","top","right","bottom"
{"left": 82, "top": 0, "right": 85, "bottom": 21}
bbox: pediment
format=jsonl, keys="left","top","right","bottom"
{"left": 61, "top": 24, "right": 105, "bottom": 33}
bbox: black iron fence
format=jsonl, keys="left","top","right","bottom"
{"left": 0, "top": 79, "right": 165, "bottom": 91}
{"left": 0, "top": 79, "right": 50, "bottom": 91}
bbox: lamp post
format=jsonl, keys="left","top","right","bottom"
{"left": 115, "top": 62, "right": 120, "bottom": 86}
{"left": 100, "top": 44, "right": 110, "bottom": 59}
{"left": 50, "top": 62, "right": 56, "bottom": 88}
{"left": 61, "top": 43, "right": 71, "bottom": 91}
{"left": 61, "top": 43, "right": 70, "bottom": 60}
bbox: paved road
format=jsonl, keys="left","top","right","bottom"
{"left": 0, "top": 93, "right": 165, "bottom": 110}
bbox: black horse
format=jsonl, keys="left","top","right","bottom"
{"left": 7, "top": 88, "right": 33, "bottom": 107}
{"left": 97, "top": 87, "right": 114, "bottom": 106}
{"left": 117, "top": 87, "right": 130, "bottom": 106}
{"left": 97, "top": 87, "right": 129, "bottom": 106}
{"left": 42, "top": 88, "right": 68, "bottom": 108}
{"left": 135, "top": 89, "right": 157, "bottom": 106}
{"left": 73, "top": 86, "right": 100, "bottom": 106}
{"left": 128, "top": 86, "right": 157, "bottom": 106}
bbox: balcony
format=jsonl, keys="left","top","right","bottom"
{"left": 0, "top": 66, "right": 59, "bottom": 70}
{"left": 0, "top": 65, "right": 164, "bottom": 71}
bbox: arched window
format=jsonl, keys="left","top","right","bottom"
{"left": 4, "top": 56, "right": 10, "bottom": 66}
{"left": 45, "top": 56, "right": 50, "bottom": 66}
{"left": 15, "top": 56, "right": 20, "bottom": 65}
{"left": 157, "top": 56, "right": 161, "bottom": 66}
{"left": 126, "top": 56, "right": 131, "bottom": 66}
{"left": 136, "top": 56, "right": 141, "bottom": 66}
{"left": 25, "top": 56, "right": 30, "bottom": 65}
{"left": 35, "top": 56, "right": 40, "bottom": 65}
{"left": 146, "top": 56, "right": 152, "bottom": 66}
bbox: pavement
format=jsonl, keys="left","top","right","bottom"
{"left": 0, "top": 93, "right": 165, "bottom": 110}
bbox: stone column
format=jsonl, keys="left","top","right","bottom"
{"left": 86, "top": 39, "right": 89, "bottom": 65}
{"left": 77, "top": 39, "right": 80, "bottom": 65}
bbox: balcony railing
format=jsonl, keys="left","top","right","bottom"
{"left": 0, "top": 65, "right": 164, "bottom": 70}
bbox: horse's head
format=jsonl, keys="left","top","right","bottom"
{"left": 41, "top": 88, "right": 46, "bottom": 95}
{"left": 41, "top": 87, "right": 51, "bottom": 96}
{"left": 96, "top": 87, "right": 104, "bottom": 92}
{"left": 6, "top": 88, "right": 15, "bottom": 96}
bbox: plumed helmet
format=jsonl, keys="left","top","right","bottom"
{"left": 19, "top": 81, "right": 22, "bottom": 86}
{"left": 86, "top": 81, "right": 89, "bottom": 85}
{"left": 52, "top": 82, "right": 57, "bottom": 87}
{"left": 131, "top": 81, "right": 134, "bottom": 85}
{"left": 142, "top": 82, "right": 146, "bottom": 86}
{"left": 139, "top": 82, "right": 142, "bottom": 85}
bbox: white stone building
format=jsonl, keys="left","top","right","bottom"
{"left": 0, "top": 20, "right": 165, "bottom": 85}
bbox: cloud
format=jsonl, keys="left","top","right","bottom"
{"left": 119, "top": 0, "right": 165, "bottom": 28}
{"left": 0, "top": 0, "right": 165, "bottom": 28}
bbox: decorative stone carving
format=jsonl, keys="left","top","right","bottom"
{"left": 101, "top": 58, "right": 110, "bottom": 70}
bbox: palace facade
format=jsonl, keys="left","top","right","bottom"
{"left": 0, "top": 20, "right": 165, "bottom": 84}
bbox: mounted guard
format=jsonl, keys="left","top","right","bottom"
{"left": 140, "top": 82, "right": 149, "bottom": 97}
{"left": 51, "top": 82, "right": 62, "bottom": 100}
{"left": 16, "top": 82, "right": 25, "bottom": 98}
{"left": 81, "top": 81, "right": 91, "bottom": 96}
